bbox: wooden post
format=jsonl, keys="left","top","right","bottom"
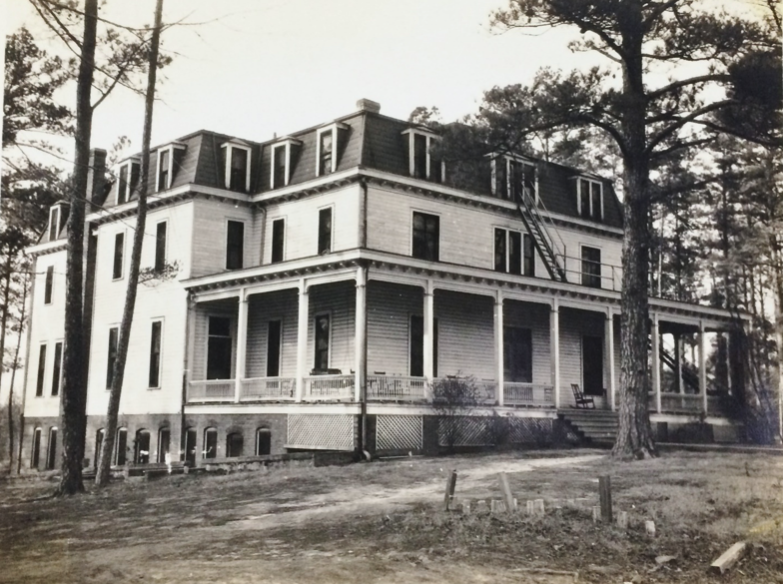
{"left": 598, "top": 475, "right": 612, "bottom": 523}
{"left": 699, "top": 320, "right": 708, "bottom": 414}
{"left": 234, "top": 291, "right": 248, "bottom": 403}
{"left": 495, "top": 292, "right": 504, "bottom": 406}
{"left": 592, "top": 506, "right": 601, "bottom": 523}
{"left": 423, "top": 280, "right": 435, "bottom": 400}
{"left": 617, "top": 511, "right": 628, "bottom": 529}
{"left": 709, "top": 542, "right": 747, "bottom": 574}
{"left": 651, "top": 313, "right": 661, "bottom": 413}
{"left": 295, "top": 280, "right": 309, "bottom": 402}
{"left": 645, "top": 520, "right": 656, "bottom": 538}
{"left": 605, "top": 309, "right": 616, "bottom": 411}
{"left": 498, "top": 472, "right": 514, "bottom": 514}
{"left": 551, "top": 300, "right": 560, "bottom": 409}
{"left": 444, "top": 469, "right": 457, "bottom": 510}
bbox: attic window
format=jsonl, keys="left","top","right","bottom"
{"left": 403, "top": 129, "right": 444, "bottom": 183}
{"left": 492, "top": 156, "right": 537, "bottom": 202}
{"left": 270, "top": 138, "right": 302, "bottom": 189}
{"left": 221, "top": 142, "right": 252, "bottom": 192}
{"left": 117, "top": 159, "right": 140, "bottom": 204}
{"left": 155, "top": 143, "right": 185, "bottom": 193}
{"left": 48, "top": 206, "right": 61, "bottom": 242}
{"left": 315, "top": 123, "right": 348, "bottom": 177}
{"left": 577, "top": 178, "right": 603, "bottom": 221}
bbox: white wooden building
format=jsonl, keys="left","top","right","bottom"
{"left": 21, "top": 99, "right": 743, "bottom": 470}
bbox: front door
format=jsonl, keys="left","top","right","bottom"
{"left": 582, "top": 335, "right": 604, "bottom": 398}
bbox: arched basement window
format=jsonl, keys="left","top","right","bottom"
{"left": 203, "top": 427, "right": 217, "bottom": 459}
{"left": 95, "top": 428, "right": 105, "bottom": 469}
{"left": 115, "top": 427, "right": 128, "bottom": 466}
{"left": 157, "top": 427, "right": 171, "bottom": 463}
{"left": 185, "top": 427, "right": 197, "bottom": 465}
{"left": 31, "top": 427, "right": 42, "bottom": 469}
{"left": 45, "top": 427, "right": 58, "bottom": 470}
{"left": 256, "top": 428, "right": 271, "bottom": 456}
{"left": 226, "top": 432, "right": 243, "bottom": 458}
{"left": 134, "top": 429, "right": 151, "bottom": 464}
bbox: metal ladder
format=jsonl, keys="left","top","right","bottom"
{"left": 511, "top": 186, "right": 567, "bottom": 282}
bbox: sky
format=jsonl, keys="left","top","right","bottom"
{"left": 3, "top": 0, "right": 599, "bottom": 161}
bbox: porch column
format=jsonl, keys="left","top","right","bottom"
{"left": 234, "top": 291, "right": 248, "bottom": 404}
{"left": 423, "top": 280, "right": 435, "bottom": 399}
{"left": 605, "top": 309, "right": 616, "bottom": 411}
{"left": 185, "top": 295, "right": 197, "bottom": 401}
{"left": 699, "top": 320, "right": 708, "bottom": 414}
{"left": 725, "top": 332, "right": 732, "bottom": 395}
{"left": 551, "top": 299, "right": 560, "bottom": 409}
{"left": 675, "top": 333, "right": 683, "bottom": 393}
{"left": 494, "top": 292, "right": 504, "bottom": 407}
{"left": 651, "top": 313, "right": 661, "bottom": 414}
{"left": 295, "top": 280, "right": 309, "bottom": 402}
{"left": 354, "top": 266, "right": 367, "bottom": 403}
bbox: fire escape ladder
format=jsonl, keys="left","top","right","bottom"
{"left": 512, "top": 187, "right": 567, "bottom": 282}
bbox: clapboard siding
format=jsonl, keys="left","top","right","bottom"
{"left": 558, "top": 228, "right": 623, "bottom": 290}
{"left": 191, "top": 198, "right": 259, "bottom": 278}
{"left": 246, "top": 289, "right": 298, "bottom": 378}
{"left": 435, "top": 291, "right": 495, "bottom": 380}
{"left": 262, "top": 185, "right": 361, "bottom": 264}
{"left": 307, "top": 281, "right": 355, "bottom": 373}
{"left": 367, "top": 281, "right": 423, "bottom": 375}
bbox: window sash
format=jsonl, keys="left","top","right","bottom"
{"left": 230, "top": 147, "right": 247, "bottom": 191}
{"left": 36, "top": 344, "right": 47, "bottom": 397}
{"left": 273, "top": 145, "right": 287, "bottom": 188}
{"left": 149, "top": 321, "right": 162, "bottom": 388}
{"left": 412, "top": 212, "right": 439, "bottom": 261}
{"left": 266, "top": 320, "right": 282, "bottom": 377}
{"left": 226, "top": 221, "right": 244, "bottom": 270}
{"left": 523, "top": 234, "right": 535, "bottom": 277}
{"left": 271, "top": 219, "right": 285, "bottom": 263}
{"left": 319, "top": 132, "right": 333, "bottom": 175}
{"left": 113, "top": 233, "right": 124, "bottom": 279}
{"left": 158, "top": 150, "right": 170, "bottom": 192}
{"left": 107, "top": 328, "right": 119, "bottom": 388}
{"left": 318, "top": 208, "right": 332, "bottom": 254}
{"left": 118, "top": 165, "right": 128, "bottom": 204}
{"left": 154, "top": 222, "right": 167, "bottom": 272}
{"left": 51, "top": 342, "right": 62, "bottom": 397}
{"left": 49, "top": 207, "right": 59, "bottom": 242}
{"left": 581, "top": 247, "right": 602, "bottom": 288}
{"left": 207, "top": 317, "right": 232, "bottom": 380}
{"left": 44, "top": 266, "right": 54, "bottom": 304}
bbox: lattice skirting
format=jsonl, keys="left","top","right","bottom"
{"left": 287, "top": 415, "right": 356, "bottom": 451}
{"left": 376, "top": 415, "right": 423, "bottom": 451}
{"left": 438, "top": 416, "right": 553, "bottom": 447}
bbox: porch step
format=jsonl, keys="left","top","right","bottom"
{"left": 558, "top": 409, "right": 619, "bottom": 444}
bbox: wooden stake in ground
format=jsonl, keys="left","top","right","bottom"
{"left": 598, "top": 475, "right": 613, "bottom": 523}
{"left": 498, "top": 472, "right": 515, "bottom": 514}
{"left": 709, "top": 542, "right": 747, "bottom": 575}
{"left": 444, "top": 470, "right": 457, "bottom": 510}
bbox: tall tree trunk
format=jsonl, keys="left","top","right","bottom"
{"left": 7, "top": 272, "right": 28, "bottom": 473}
{"left": 96, "top": 0, "right": 163, "bottom": 488}
{"left": 612, "top": 1, "right": 656, "bottom": 459}
{"left": 57, "top": 0, "right": 98, "bottom": 496}
{"left": 1, "top": 256, "right": 12, "bottom": 469}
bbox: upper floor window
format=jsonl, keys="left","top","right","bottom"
{"left": 51, "top": 342, "right": 63, "bottom": 397}
{"left": 219, "top": 140, "right": 252, "bottom": 192}
{"left": 156, "top": 143, "right": 185, "bottom": 193}
{"left": 577, "top": 178, "right": 603, "bottom": 221}
{"left": 316, "top": 123, "right": 348, "bottom": 177}
{"left": 581, "top": 246, "right": 602, "bottom": 288}
{"left": 493, "top": 156, "right": 536, "bottom": 201}
{"left": 149, "top": 320, "right": 162, "bottom": 388}
{"left": 403, "top": 129, "right": 444, "bottom": 183}
{"left": 106, "top": 327, "right": 119, "bottom": 389}
{"left": 271, "top": 218, "right": 285, "bottom": 263}
{"left": 412, "top": 212, "right": 439, "bottom": 261}
{"left": 117, "top": 159, "right": 140, "bottom": 204}
{"left": 35, "top": 344, "right": 47, "bottom": 397}
{"left": 48, "top": 205, "right": 61, "bottom": 242}
{"left": 154, "top": 221, "right": 167, "bottom": 272}
{"left": 270, "top": 137, "right": 302, "bottom": 189}
{"left": 44, "top": 266, "right": 54, "bottom": 305}
{"left": 318, "top": 208, "right": 332, "bottom": 255}
{"left": 494, "top": 229, "right": 535, "bottom": 277}
{"left": 113, "top": 232, "right": 124, "bottom": 280}
{"left": 226, "top": 220, "right": 244, "bottom": 270}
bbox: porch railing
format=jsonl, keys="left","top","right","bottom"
{"left": 240, "top": 377, "right": 295, "bottom": 401}
{"left": 504, "top": 382, "right": 555, "bottom": 407}
{"left": 188, "top": 379, "right": 234, "bottom": 402}
{"left": 304, "top": 374, "right": 354, "bottom": 400}
{"left": 367, "top": 375, "right": 426, "bottom": 401}
{"left": 660, "top": 393, "right": 703, "bottom": 414}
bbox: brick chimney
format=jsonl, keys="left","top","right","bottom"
{"left": 356, "top": 99, "right": 381, "bottom": 114}
{"left": 86, "top": 148, "right": 107, "bottom": 212}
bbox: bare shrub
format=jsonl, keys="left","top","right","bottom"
{"left": 432, "top": 376, "right": 481, "bottom": 452}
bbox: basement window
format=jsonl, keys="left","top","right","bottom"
{"left": 134, "top": 429, "right": 151, "bottom": 464}
{"left": 115, "top": 427, "right": 128, "bottom": 466}
{"left": 226, "top": 432, "right": 244, "bottom": 458}
{"left": 45, "top": 427, "right": 58, "bottom": 470}
{"left": 204, "top": 428, "right": 218, "bottom": 459}
{"left": 256, "top": 428, "right": 271, "bottom": 455}
{"left": 31, "top": 427, "right": 42, "bottom": 469}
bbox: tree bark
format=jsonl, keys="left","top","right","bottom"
{"left": 57, "top": 0, "right": 98, "bottom": 496}
{"left": 96, "top": 0, "right": 163, "bottom": 488}
{"left": 612, "top": 0, "right": 657, "bottom": 459}
{"left": 1, "top": 257, "right": 12, "bottom": 468}
{"left": 6, "top": 272, "right": 28, "bottom": 473}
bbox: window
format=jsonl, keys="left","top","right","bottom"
{"left": 404, "top": 130, "right": 444, "bottom": 183}
{"left": 44, "top": 266, "right": 54, "bottom": 305}
{"left": 316, "top": 124, "right": 347, "bottom": 177}
{"left": 523, "top": 234, "right": 535, "bottom": 277}
{"left": 272, "top": 144, "right": 287, "bottom": 188}
{"left": 31, "top": 428, "right": 42, "bottom": 469}
{"left": 504, "top": 327, "right": 532, "bottom": 382}
{"left": 203, "top": 427, "right": 218, "bottom": 459}
{"left": 118, "top": 165, "right": 128, "bottom": 204}
{"left": 48, "top": 206, "right": 60, "bottom": 242}
{"left": 134, "top": 429, "right": 150, "bottom": 464}
{"left": 581, "top": 246, "right": 602, "bottom": 288}
{"left": 113, "top": 232, "right": 124, "bottom": 279}
{"left": 412, "top": 212, "right": 439, "bottom": 261}
{"left": 95, "top": 429, "right": 105, "bottom": 469}
{"left": 35, "top": 344, "right": 46, "bottom": 397}
{"left": 410, "top": 315, "right": 438, "bottom": 377}
{"left": 266, "top": 320, "right": 282, "bottom": 377}
{"left": 107, "top": 327, "right": 119, "bottom": 389}
{"left": 256, "top": 428, "right": 271, "bottom": 456}
{"left": 583, "top": 336, "right": 604, "bottom": 396}
{"left": 226, "top": 220, "right": 244, "bottom": 270}
{"left": 314, "top": 313, "right": 330, "bottom": 371}
{"left": 154, "top": 222, "right": 167, "bottom": 272}
{"left": 46, "top": 427, "right": 58, "bottom": 470}
{"left": 115, "top": 427, "right": 128, "bottom": 466}
{"left": 271, "top": 219, "right": 285, "bottom": 263}
{"left": 226, "top": 432, "right": 243, "bottom": 457}
{"left": 51, "top": 342, "right": 62, "bottom": 397}
{"left": 495, "top": 229, "right": 535, "bottom": 276}
{"left": 117, "top": 160, "right": 140, "bottom": 204}
{"left": 493, "top": 157, "right": 536, "bottom": 201}
{"left": 319, "top": 131, "right": 333, "bottom": 176}
{"left": 184, "top": 427, "right": 197, "bottom": 466}
{"left": 157, "top": 428, "right": 170, "bottom": 463}
{"left": 318, "top": 208, "right": 332, "bottom": 254}
{"left": 207, "top": 316, "right": 232, "bottom": 380}
{"left": 157, "top": 149, "right": 170, "bottom": 192}
{"left": 149, "top": 321, "right": 162, "bottom": 388}
{"left": 220, "top": 142, "right": 251, "bottom": 192}
{"left": 578, "top": 178, "right": 603, "bottom": 221}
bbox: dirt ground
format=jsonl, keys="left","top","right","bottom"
{"left": 2, "top": 449, "right": 783, "bottom": 584}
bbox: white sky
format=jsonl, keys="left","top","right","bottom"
{"left": 3, "top": 0, "right": 599, "bottom": 160}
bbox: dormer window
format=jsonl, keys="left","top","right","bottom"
{"left": 403, "top": 129, "right": 444, "bottom": 183}
{"left": 220, "top": 141, "right": 252, "bottom": 192}
{"left": 48, "top": 206, "right": 61, "bottom": 242}
{"left": 315, "top": 123, "right": 348, "bottom": 177}
{"left": 270, "top": 137, "right": 302, "bottom": 189}
{"left": 117, "top": 158, "right": 140, "bottom": 205}
{"left": 577, "top": 178, "right": 603, "bottom": 221}
{"left": 156, "top": 143, "right": 186, "bottom": 193}
{"left": 492, "top": 156, "right": 537, "bottom": 202}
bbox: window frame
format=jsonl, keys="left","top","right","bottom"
{"left": 31, "top": 427, "right": 42, "bottom": 468}
{"left": 115, "top": 427, "right": 128, "bottom": 466}
{"left": 51, "top": 341, "right": 63, "bottom": 397}
{"left": 112, "top": 231, "right": 125, "bottom": 280}
{"left": 154, "top": 220, "right": 168, "bottom": 272}
{"left": 206, "top": 315, "right": 234, "bottom": 380}
{"left": 270, "top": 138, "right": 301, "bottom": 189}
{"left": 117, "top": 158, "right": 140, "bottom": 204}
{"left": 411, "top": 210, "right": 440, "bottom": 262}
{"left": 580, "top": 245, "right": 603, "bottom": 288}
{"left": 315, "top": 123, "right": 347, "bottom": 177}
{"left": 220, "top": 141, "right": 252, "bottom": 192}
{"left": 44, "top": 265, "right": 54, "bottom": 305}
{"left": 255, "top": 427, "right": 272, "bottom": 456}
{"left": 203, "top": 427, "right": 218, "bottom": 459}
{"left": 148, "top": 319, "right": 163, "bottom": 389}
{"left": 225, "top": 219, "right": 245, "bottom": 270}
{"left": 106, "top": 326, "right": 119, "bottom": 389}
{"left": 270, "top": 218, "right": 285, "bottom": 263}
{"left": 48, "top": 206, "right": 60, "bottom": 242}
{"left": 157, "top": 427, "right": 170, "bottom": 463}
{"left": 317, "top": 206, "right": 333, "bottom": 255}
{"left": 576, "top": 177, "right": 604, "bottom": 221}
{"left": 226, "top": 431, "right": 244, "bottom": 458}
{"left": 491, "top": 155, "right": 538, "bottom": 202}
{"left": 35, "top": 343, "right": 47, "bottom": 398}
{"left": 313, "top": 311, "right": 332, "bottom": 371}
{"left": 45, "top": 426, "right": 58, "bottom": 470}
{"left": 266, "top": 319, "right": 283, "bottom": 377}
{"left": 155, "top": 144, "right": 185, "bottom": 193}
{"left": 402, "top": 129, "right": 445, "bottom": 183}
